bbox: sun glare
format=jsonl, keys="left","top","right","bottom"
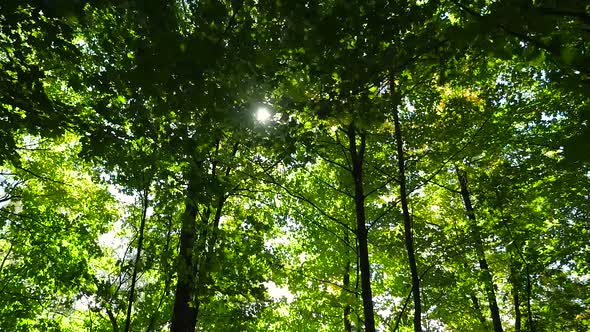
{"left": 256, "top": 107, "right": 271, "bottom": 122}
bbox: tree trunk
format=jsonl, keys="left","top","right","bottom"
{"left": 171, "top": 172, "right": 200, "bottom": 332}
{"left": 123, "top": 185, "right": 150, "bottom": 332}
{"left": 391, "top": 78, "right": 422, "bottom": 332}
{"left": 456, "top": 168, "right": 503, "bottom": 332}
{"left": 347, "top": 124, "right": 376, "bottom": 332}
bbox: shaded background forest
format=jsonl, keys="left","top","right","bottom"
{"left": 1, "top": 0, "right": 589, "bottom": 331}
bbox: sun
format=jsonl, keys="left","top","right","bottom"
{"left": 255, "top": 107, "right": 272, "bottom": 123}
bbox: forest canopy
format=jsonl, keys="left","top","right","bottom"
{"left": 1, "top": 0, "right": 589, "bottom": 331}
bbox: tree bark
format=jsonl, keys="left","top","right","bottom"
{"left": 456, "top": 168, "right": 503, "bottom": 332}
{"left": 123, "top": 184, "right": 150, "bottom": 332}
{"left": 391, "top": 78, "right": 422, "bottom": 332}
{"left": 347, "top": 124, "right": 376, "bottom": 332}
{"left": 171, "top": 171, "right": 200, "bottom": 332}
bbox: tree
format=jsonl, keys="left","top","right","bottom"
{"left": 0, "top": 135, "right": 120, "bottom": 331}
{"left": 0, "top": 2, "right": 81, "bottom": 165}
{"left": 1, "top": 0, "right": 589, "bottom": 331}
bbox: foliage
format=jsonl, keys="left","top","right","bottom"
{"left": 1, "top": 0, "right": 589, "bottom": 331}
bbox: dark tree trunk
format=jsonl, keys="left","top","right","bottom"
{"left": 124, "top": 185, "right": 150, "bottom": 332}
{"left": 171, "top": 173, "right": 200, "bottom": 332}
{"left": 347, "top": 124, "right": 376, "bottom": 332}
{"left": 456, "top": 168, "right": 503, "bottom": 332}
{"left": 391, "top": 79, "right": 422, "bottom": 332}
